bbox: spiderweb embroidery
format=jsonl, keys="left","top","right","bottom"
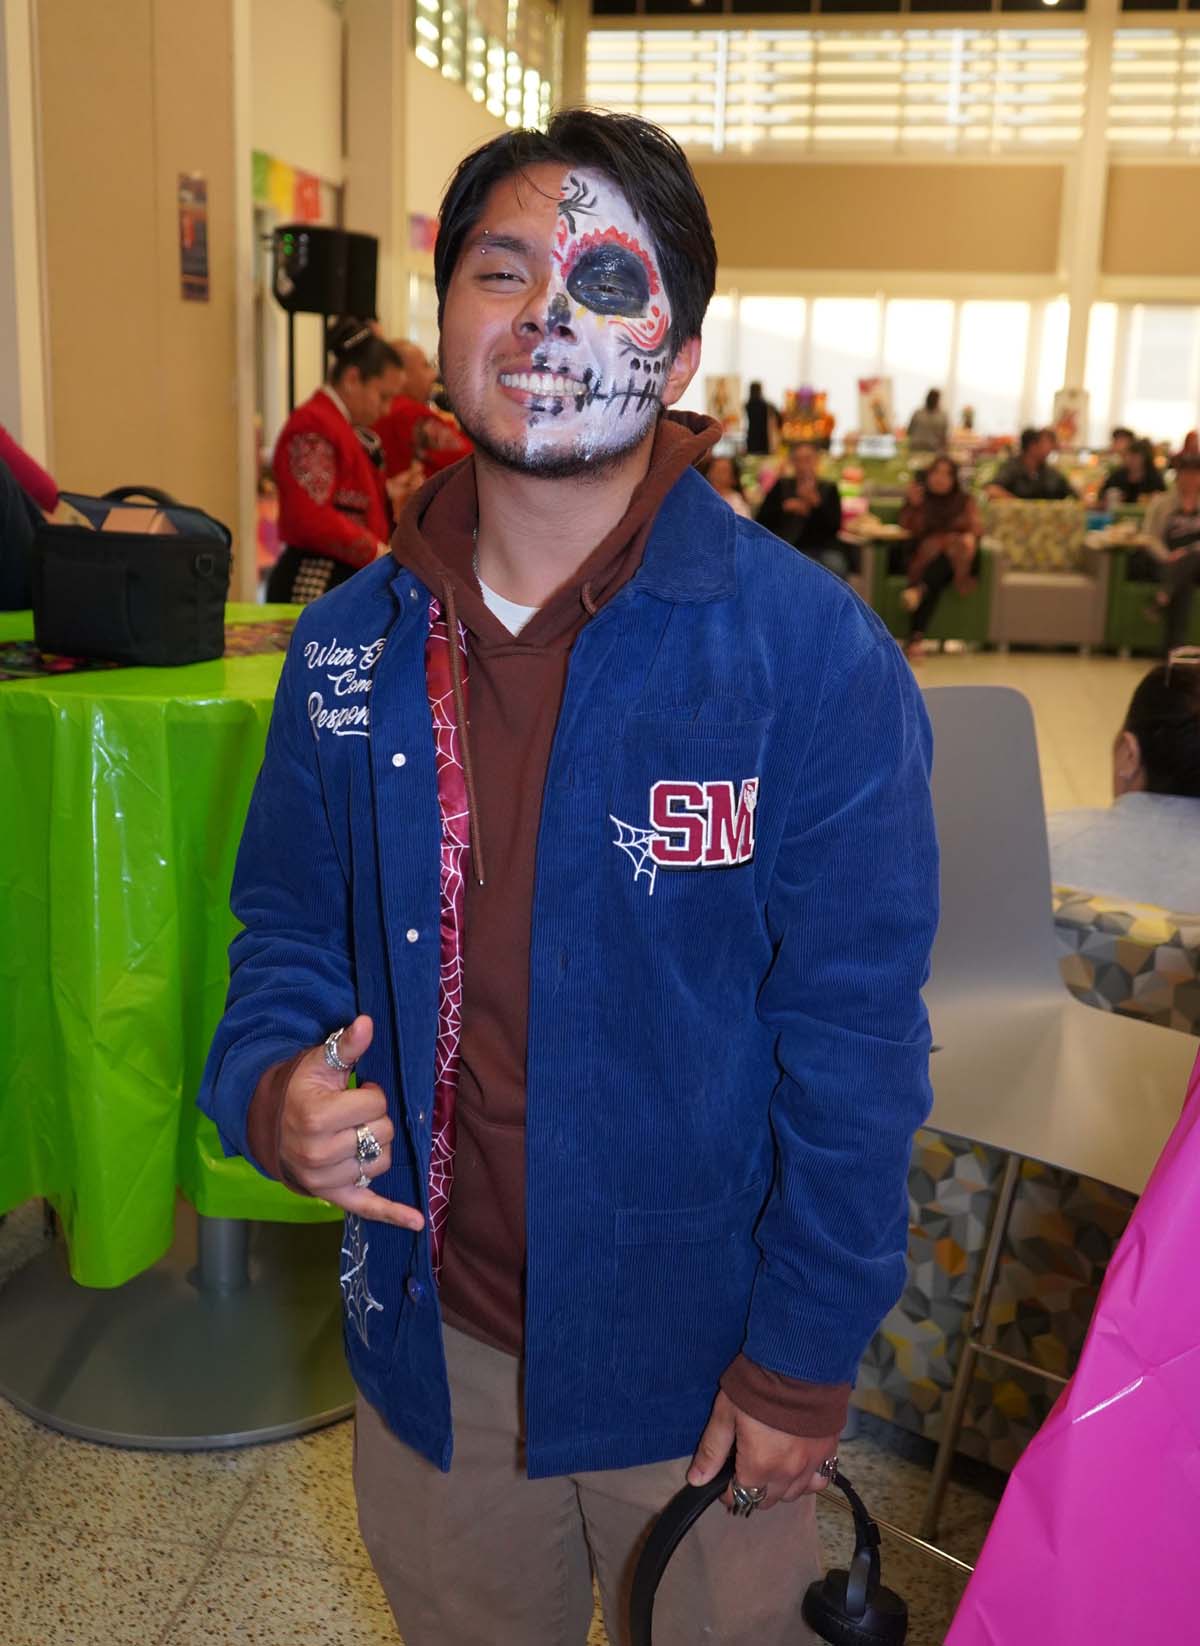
{"left": 610, "top": 815, "right": 660, "bottom": 896}
{"left": 426, "top": 599, "right": 470, "bottom": 1275}
{"left": 340, "top": 1215, "right": 383, "bottom": 1347}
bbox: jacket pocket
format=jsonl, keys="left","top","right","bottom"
{"left": 611, "top": 1176, "right": 766, "bottom": 1402}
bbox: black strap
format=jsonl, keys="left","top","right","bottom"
{"left": 628, "top": 1459, "right": 734, "bottom": 1646}
{"left": 102, "top": 486, "right": 179, "bottom": 507}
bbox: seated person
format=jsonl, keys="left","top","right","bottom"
{"left": 699, "top": 452, "right": 750, "bottom": 518}
{"left": 1104, "top": 438, "right": 1164, "bottom": 504}
{"left": 897, "top": 455, "right": 982, "bottom": 659}
{"left": 0, "top": 424, "right": 58, "bottom": 611}
{"left": 1142, "top": 454, "right": 1200, "bottom": 654}
{"left": 1109, "top": 426, "right": 1135, "bottom": 463}
{"left": 754, "top": 442, "right": 846, "bottom": 574}
{"left": 987, "top": 427, "right": 1076, "bottom": 501}
{"left": 1048, "top": 657, "right": 1200, "bottom": 909}
{"left": 374, "top": 338, "right": 472, "bottom": 485}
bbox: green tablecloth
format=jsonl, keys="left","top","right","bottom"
{"left": 0, "top": 603, "right": 339, "bottom": 1288}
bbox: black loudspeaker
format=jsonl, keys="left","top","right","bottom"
{"left": 273, "top": 225, "right": 378, "bottom": 318}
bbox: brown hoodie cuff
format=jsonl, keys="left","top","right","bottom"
{"left": 720, "top": 1355, "right": 850, "bottom": 1440}
{"left": 246, "top": 1051, "right": 308, "bottom": 1190}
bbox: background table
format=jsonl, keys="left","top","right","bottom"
{"left": 0, "top": 604, "right": 339, "bottom": 1290}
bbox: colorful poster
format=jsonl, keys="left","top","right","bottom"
{"left": 857, "top": 376, "right": 894, "bottom": 436}
{"left": 1052, "top": 387, "right": 1089, "bottom": 448}
{"left": 704, "top": 375, "right": 741, "bottom": 434}
{"left": 177, "top": 172, "right": 209, "bottom": 302}
{"left": 251, "top": 150, "right": 271, "bottom": 207}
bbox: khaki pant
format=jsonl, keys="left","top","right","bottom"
{"left": 354, "top": 1325, "right": 822, "bottom": 1646}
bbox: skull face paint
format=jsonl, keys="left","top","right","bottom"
{"left": 439, "top": 163, "right": 675, "bottom": 477}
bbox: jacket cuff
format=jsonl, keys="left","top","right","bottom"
{"left": 245, "top": 1051, "right": 308, "bottom": 1189}
{"left": 720, "top": 1354, "right": 850, "bottom": 1440}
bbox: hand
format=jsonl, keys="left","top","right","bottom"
{"left": 279, "top": 1015, "right": 425, "bottom": 1231}
{"left": 1169, "top": 547, "right": 1190, "bottom": 562}
{"left": 688, "top": 1390, "right": 839, "bottom": 1511}
{"left": 386, "top": 462, "right": 424, "bottom": 508}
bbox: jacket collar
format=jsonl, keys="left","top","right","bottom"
{"left": 632, "top": 466, "right": 737, "bottom": 605}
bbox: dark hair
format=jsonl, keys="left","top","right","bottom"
{"left": 434, "top": 108, "right": 717, "bottom": 357}
{"left": 1128, "top": 438, "right": 1155, "bottom": 475}
{"left": 1125, "top": 662, "right": 1200, "bottom": 798}
{"left": 924, "top": 389, "right": 941, "bottom": 412}
{"left": 327, "top": 318, "right": 402, "bottom": 385}
{"left": 748, "top": 381, "right": 764, "bottom": 398}
{"left": 922, "top": 454, "right": 962, "bottom": 493}
{"left": 1176, "top": 453, "right": 1200, "bottom": 475}
{"left": 700, "top": 452, "right": 744, "bottom": 496}
{"left": 1111, "top": 426, "right": 1135, "bottom": 443}
{"left": 1019, "top": 426, "right": 1042, "bottom": 454}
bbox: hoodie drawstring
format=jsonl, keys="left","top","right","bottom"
{"left": 441, "top": 575, "right": 486, "bottom": 888}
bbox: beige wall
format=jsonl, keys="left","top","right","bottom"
{"left": 251, "top": 0, "right": 343, "bottom": 183}
{"left": 1103, "top": 164, "right": 1200, "bottom": 279}
{"left": 693, "top": 162, "right": 1064, "bottom": 278}
{"left": 37, "top": 0, "right": 241, "bottom": 539}
{"left": 405, "top": 59, "right": 507, "bottom": 223}
{"left": 0, "top": 0, "right": 49, "bottom": 458}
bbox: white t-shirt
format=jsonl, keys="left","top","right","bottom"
{"left": 478, "top": 575, "right": 539, "bottom": 636}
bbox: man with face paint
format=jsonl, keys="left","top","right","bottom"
{"left": 199, "top": 111, "right": 937, "bottom": 1645}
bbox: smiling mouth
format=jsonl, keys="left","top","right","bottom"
{"left": 499, "top": 370, "right": 587, "bottom": 397}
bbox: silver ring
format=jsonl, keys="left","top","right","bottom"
{"left": 355, "top": 1124, "right": 382, "bottom": 1164}
{"left": 819, "top": 1455, "right": 838, "bottom": 1481}
{"left": 324, "top": 1028, "right": 355, "bottom": 1073}
{"left": 354, "top": 1171, "right": 370, "bottom": 1190}
{"left": 730, "top": 1480, "right": 767, "bottom": 1517}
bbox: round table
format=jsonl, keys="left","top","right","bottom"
{"left": 0, "top": 604, "right": 350, "bottom": 1447}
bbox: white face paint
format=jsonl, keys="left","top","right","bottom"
{"left": 513, "top": 169, "right": 672, "bottom": 466}
{"left": 440, "top": 164, "right": 675, "bottom": 478}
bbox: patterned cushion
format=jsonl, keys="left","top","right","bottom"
{"left": 982, "top": 499, "right": 1087, "bottom": 572}
{"left": 1053, "top": 885, "right": 1200, "bottom": 1033}
{"left": 856, "top": 885, "right": 1199, "bottom": 1472}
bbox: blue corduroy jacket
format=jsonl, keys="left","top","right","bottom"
{"left": 198, "top": 467, "right": 938, "bottom": 1477}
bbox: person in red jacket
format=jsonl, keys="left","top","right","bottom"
{"left": 266, "top": 323, "right": 404, "bottom": 605}
{"left": 374, "top": 339, "right": 472, "bottom": 486}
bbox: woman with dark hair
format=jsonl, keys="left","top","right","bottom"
{"left": 266, "top": 320, "right": 404, "bottom": 604}
{"left": 1048, "top": 657, "right": 1200, "bottom": 907}
{"left": 699, "top": 451, "right": 751, "bottom": 517}
{"left": 1103, "top": 438, "right": 1164, "bottom": 505}
{"left": 897, "top": 454, "right": 982, "bottom": 658}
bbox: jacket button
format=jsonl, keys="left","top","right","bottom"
{"left": 405, "top": 928, "right": 419, "bottom": 944}
{"left": 406, "top": 1276, "right": 425, "bottom": 1304}
{"left": 391, "top": 752, "right": 407, "bottom": 768}
{"left": 408, "top": 587, "right": 419, "bottom": 602}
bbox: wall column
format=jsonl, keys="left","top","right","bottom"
{"left": 558, "top": 0, "right": 588, "bottom": 110}
{"left": 0, "top": 0, "right": 49, "bottom": 459}
{"left": 1061, "top": 0, "right": 1117, "bottom": 394}
{"left": 345, "top": 0, "right": 409, "bottom": 334}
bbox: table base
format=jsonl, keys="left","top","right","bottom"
{"left": 0, "top": 1205, "right": 353, "bottom": 1450}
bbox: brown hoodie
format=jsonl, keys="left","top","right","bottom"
{"left": 248, "top": 412, "right": 849, "bottom": 1440}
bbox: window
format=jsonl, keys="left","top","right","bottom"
{"left": 882, "top": 299, "right": 954, "bottom": 429}
{"left": 1109, "top": 29, "right": 1200, "bottom": 151}
{"left": 414, "top": 0, "right": 555, "bottom": 121}
{"left": 956, "top": 301, "right": 1030, "bottom": 435}
{"left": 1033, "top": 297, "right": 1070, "bottom": 425}
{"left": 1084, "top": 302, "right": 1119, "bottom": 448}
{"left": 809, "top": 298, "right": 883, "bottom": 431}
{"left": 587, "top": 24, "right": 1087, "bottom": 153}
{"left": 1119, "top": 305, "right": 1200, "bottom": 441}
{"left": 738, "top": 297, "right": 809, "bottom": 411}
{"left": 677, "top": 294, "right": 736, "bottom": 414}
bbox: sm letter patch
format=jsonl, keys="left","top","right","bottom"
{"left": 611, "top": 778, "right": 758, "bottom": 895}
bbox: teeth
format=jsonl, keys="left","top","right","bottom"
{"left": 500, "top": 371, "right": 580, "bottom": 396}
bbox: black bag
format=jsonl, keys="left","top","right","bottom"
{"left": 32, "top": 486, "right": 232, "bottom": 667}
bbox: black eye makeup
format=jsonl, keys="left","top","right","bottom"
{"left": 565, "top": 244, "right": 651, "bottom": 316}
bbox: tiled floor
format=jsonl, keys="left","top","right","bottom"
{"left": 0, "top": 650, "right": 1141, "bottom": 1644}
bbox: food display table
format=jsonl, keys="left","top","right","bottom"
{"left": 0, "top": 605, "right": 350, "bottom": 1447}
